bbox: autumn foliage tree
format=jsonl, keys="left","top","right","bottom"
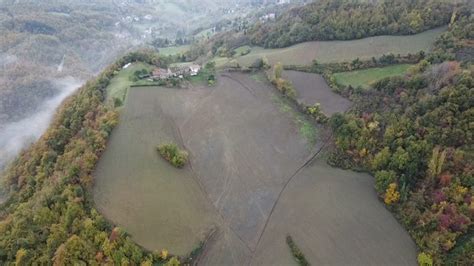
{"left": 329, "top": 17, "right": 473, "bottom": 263}
{"left": 0, "top": 51, "right": 179, "bottom": 264}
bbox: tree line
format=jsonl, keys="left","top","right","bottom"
{"left": 328, "top": 14, "right": 473, "bottom": 265}
{"left": 249, "top": 0, "right": 458, "bottom": 48}
{"left": 0, "top": 50, "right": 183, "bottom": 265}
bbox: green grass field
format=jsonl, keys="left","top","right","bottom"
{"left": 106, "top": 62, "right": 154, "bottom": 102}
{"left": 333, "top": 64, "right": 412, "bottom": 89}
{"left": 158, "top": 45, "right": 190, "bottom": 56}
{"left": 234, "top": 45, "right": 251, "bottom": 55}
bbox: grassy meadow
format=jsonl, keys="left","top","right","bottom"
{"left": 333, "top": 64, "right": 412, "bottom": 89}
{"left": 158, "top": 45, "right": 190, "bottom": 56}
{"left": 106, "top": 62, "right": 154, "bottom": 102}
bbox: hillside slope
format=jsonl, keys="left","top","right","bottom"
{"left": 249, "top": 0, "right": 457, "bottom": 48}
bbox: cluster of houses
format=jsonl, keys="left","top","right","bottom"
{"left": 259, "top": 13, "right": 276, "bottom": 22}
{"left": 151, "top": 64, "right": 201, "bottom": 80}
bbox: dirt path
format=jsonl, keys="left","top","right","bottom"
{"left": 250, "top": 135, "right": 332, "bottom": 262}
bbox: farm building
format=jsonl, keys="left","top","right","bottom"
{"left": 189, "top": 64, "right": 201, "bottom": 76}
{"left": 152, "top": 68, "right": 173, "bottom": 79}
{"left": 151, "top": 64, "right": 201, "bottom": 80}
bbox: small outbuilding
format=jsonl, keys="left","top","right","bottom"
{"left": 189, "top": 64, "right": 201, "bottom": 76}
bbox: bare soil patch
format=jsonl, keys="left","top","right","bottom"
{"left": 251, "top": 159, "right": 418, "bottom": 266}
{"left": 93, "top": 88, "right": 218, "bottom": 255}
{"left": 94, "top": 71, "right": 417, "bottom": 264}
{"left": 283, "top": 70, "right": 352, "bottom": 115}
{"left": 149, "top": 72, "right": 323, "bottom": 264}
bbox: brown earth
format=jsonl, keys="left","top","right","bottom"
{"left": 283, "top": 70, "right": 352, "bottom": 115}
{"left": 94, "top": 72, "right": 417, "bottom": 265}
{"left": 251, "top": 159, "right": 417, "bottom": 266}
{"left": 92, "top": 87, "right": 218, "bottom": 255}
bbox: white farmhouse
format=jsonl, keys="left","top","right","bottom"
{"left": 189, "top": 64, "right": 201, "bottom": 76}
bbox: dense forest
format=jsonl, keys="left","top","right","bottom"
{"left": 0, "top": 51, "right": 183, "bottom": 264}
{"left": 249, "top": 0, "right": 458, "bottom": 48}
{"left": 329, "top": 15, "right": 474, "bottom": 265}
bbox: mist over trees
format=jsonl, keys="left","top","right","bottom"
{"left": 0, "top": 0, "right": 257, "bottom": 171}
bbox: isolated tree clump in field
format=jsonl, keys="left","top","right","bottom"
{"left": 157, "top": 143, "right": 189, "bottom": 168}
{"left": 286, "top": 235, "right": 310, "bottom": 266}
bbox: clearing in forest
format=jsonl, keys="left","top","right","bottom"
{"left": 216, "top": 26, "right": 445, "bottom": 67}
{"left": 333, "top": 64, "right": 412, "bottom": 89}
{"left": 93, "top": 70, "right": 417, "bottom": 264}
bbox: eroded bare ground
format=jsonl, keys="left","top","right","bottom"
{"left": 94, "top": 71, "right": 417, "bottom": 265}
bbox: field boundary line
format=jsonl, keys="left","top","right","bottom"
{"left": 221, "top": 73, "right": 257, "bottom": 97}
{"left": 248, "top": 134, "right": 332, "bottom": 265}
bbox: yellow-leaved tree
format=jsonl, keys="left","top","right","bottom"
{"left": 384, "top": 183, "right": 400, "bottom": 205}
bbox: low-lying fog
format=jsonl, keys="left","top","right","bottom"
{"left": 0, "top": 0, "right": 251, "bottom": 186}
{"left": 0, "top": 77, "right": 81, "bottom": 172}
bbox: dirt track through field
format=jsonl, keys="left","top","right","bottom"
{"left": 94, "top": 72, "right": 417, "bottom": 265}
{"left": 251, "top": 158, "right": 417, "bottom": 266}
{"left": 150, "top": 73, "right": 326, "bottom": 264}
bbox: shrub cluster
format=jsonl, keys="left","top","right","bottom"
{"left": 305, "top": 104, "right": 328, "bottom": 124}
{"left": 286, "top": 235, "right": 310, "bottom": 266}
{"left": 269, "top": 63, "right": 297, "bottom": 100}
{"left": 157, "top": 143, "right": 189, "bottom": 168}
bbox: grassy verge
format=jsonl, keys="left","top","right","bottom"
{"left": 188, "top": 67, "right": 216, "bottom": 86}
{"left": 271, "top": 94, "right": 318, "bottom": 146}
